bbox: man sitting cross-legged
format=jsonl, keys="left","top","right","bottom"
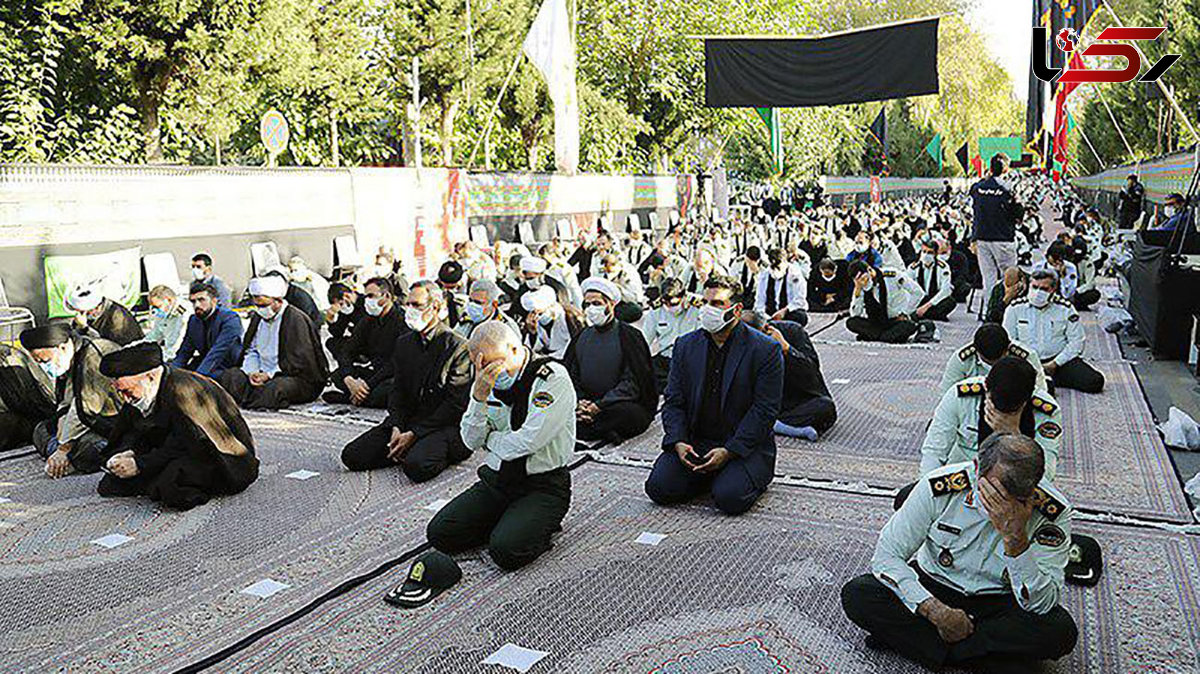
{"left": 97, "top": 342, "right": 259, "bottom": 511}
{"left": 340, "top": 281, "right": 473, "bottom": 482}
{"left": 563, "top": 277, "right": 657, "bottom": 445}
{"left": 939, "top": 323, "right": 1047, "bottom": 395}
{"left": 841, "top": 433, "right": 1078, "bottom": 672}
{"left": 219, "top": 275, "right": 328, "bottom": 410}
{"left": 643, "top": 275, "right": 783, "bottom": 515}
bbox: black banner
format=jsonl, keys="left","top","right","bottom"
{"left": 705, "top": 18, "right": 940, "bottom": 108}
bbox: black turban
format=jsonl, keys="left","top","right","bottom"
{"left": 438, "top": 261, "right": 464, "bottom": 285}
{"left": 99, "top": 342, "right": 163, "bottom": 377}
{"left": 19, "top": 324, "right": 71, "bottom": 351}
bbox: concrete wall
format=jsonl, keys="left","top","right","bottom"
{"left": 0, "top": 165, "right": 680, "bottom": 320}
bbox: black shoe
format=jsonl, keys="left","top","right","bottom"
{"left": 322, "top": 390, "right": 351, "bottom": 405}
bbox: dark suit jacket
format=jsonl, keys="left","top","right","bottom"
{"left": 661, "top": 322, "right": 783, "bottom": 489}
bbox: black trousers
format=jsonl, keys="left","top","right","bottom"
{"left": 330, "top": 364, "right": 392, "bottom": 408}
{"left": 846, "top": 316, "right": 918, "bottom": 344}
{"left": 917, "top": 296, "right": 957, "bottom": 322}
{"left": 1072, "top": 288, "right": 1101, "bottom": 311}
{"left": 427, "top": 464, "right": 571, "bottom": 570}
{"left": 1049, "top": 357, "right": 1105, "bottom": 394}
{"left": 652, "top": 355, "right": 672, "bottom": 395}
{"left": 841, "top": 572, "right": 1077, "bottom": 670}
{"left": 644, "top": 447, "right": 765, "bottom": 515}
{"left": 778, "top": 396, "right": 837, "bottom": 434}
{"left": 577, "top": 400, "right": 653, "bottom": 443}
{"left": 219, "top": 369, "right": 320, "bottom": 410}
{"left": 341, "top": 423, "right": 470, "bottom": 483}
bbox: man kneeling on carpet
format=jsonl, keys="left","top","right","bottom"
{"left": 97, "top": 342, "right": 259, "bottom": 510}
{"left": 740, "top": 310, "right": 836, "bottom": 441}
{"left": 388, "top": 322, "right": 574, "bottom": 606}
{"left": 643, "top": 275, "right": 783, "bottom": 516}
{"left": 841, "top": 433, "right": 1078, "bottom": 672}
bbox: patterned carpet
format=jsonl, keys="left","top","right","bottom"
{"left": 613, "top": 339, "right": 1193, "bottom": 522}
{"left": 0, "top": 412, "right": 478, "bottom": 672}
{"left": 216, "top": 463, "right": 1200, "bottom": 674}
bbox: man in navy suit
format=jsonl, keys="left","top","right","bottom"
{"left": 644, "top": 275, "right": 784, "bottom": 515}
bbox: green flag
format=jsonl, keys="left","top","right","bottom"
{"left": 754, "top": 107, "right": 783, "bottom": 175}
{"left": 923, "top": 133, "right": 942, "bottom": 170}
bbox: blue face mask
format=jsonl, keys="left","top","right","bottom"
{"left": 493, "top": 368, "right": 517, "bottom": 391}
{"left": 151, "top": 306, "right": 169, "bottom": 320}
{"left": 466, "top": 302, "right": 488, "bottom": 324}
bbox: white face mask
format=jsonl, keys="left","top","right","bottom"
{"left": 855, "top": 242, "right": 869, "bottom": 253}
{"left": 525, "top": 278, "right": 542, "bottom": 290}
{"left": 771, "top": 268, "right": 787, "bottom": 280}
{"left": 537, "top": 310, "right": 556, "bottom": 327}
{"left": 821, "top": 273, "right": 836, "bottom": 282}
{"left": 1165, "top": 206, "right": 1178, "bottom": 217}
{"left": 191, "top": 267, "right": 206, "bottom": 281}
{"left": 129, "top": 374, "right": 160, "bottom": 416}
{"left": 1029, "top": 288, "right": 1052, "bottom": 307}
{"left": 584, "top": 304, "right": 611, "bottom": 327}
{"left": 39, "top": 356, "right": 68, "bottom": 381}
{"left": 699, "top": 304, "right": 735, "bottom": 333}
{"left": 364, "top": 297, "right": 385, "bottom": 317}
{"left": 254, "top": 304, "right": 278, "bottom": 321}
{"left": 921, "top": 252, "right": 935, "bottom": 265}
{"left": 405, "top": 305, "right": 432, "bottom": 332}
{"left": 338, "top": 302, "right": 355, "bottom": 316}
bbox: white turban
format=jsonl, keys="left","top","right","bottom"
{"left": 580, "top": 277, "right": 620, "bottom": 303}
{"left": 67, "top": 283, "right": 103, "bottom": 312}
{"left": 519, "top": 256, "right": 548, "bottom": 274}
{"left": 521, "top": 286, "right": 556, "bottom": 313}
{"left": 248, "top": 275, "right": 288, "bottom": 299}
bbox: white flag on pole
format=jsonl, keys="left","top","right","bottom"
{"left": 523, "top": 0, "right": 579, "bottom": 174}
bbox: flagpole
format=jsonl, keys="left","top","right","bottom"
{"left": 1090, "top": 83, "right": 1135, "bottom": 158}
{"left": 1076, "top": 120, "right": 1106, "bottom": 170}
{"left": 467, "top": 52, "right": 523, "bottom": 169}
{"left": 1100, "top": 0, "right": 1200, "bottom": 144}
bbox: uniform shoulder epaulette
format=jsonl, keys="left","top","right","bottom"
{"left": 908, "top": 261, "right": 920, "bottom": 269}
{"left": 1007, "top": 343, "right": 1030, "bottom": 360}
{"left": 536, "top": 363, "right": 554, "bottom": 380}
{"left": 1009, "top": 297, "right": 1029, "bottom": 306}
{"left": 1030, "top": 394, "right": 1057, "bottom": 415}
{"left": 958, "top": 344, "right": 976, "bottom": 361}
{"left": 1030, "top": 486, "right": 1066, "bottom": 521}
{"left": 936, "top": 259, "right": 949, "bottom": 268}
{"left": 929, "top": 468, "right": 971, "bottom": 497}
{"left": 1052, "top": 296, "right": 1072, "bottom": 308}
{"left": 957, "top": 380, "right": 985, "bottom": 396}
{"left": 881, "top": 270, "right": 897, "bottom": 278}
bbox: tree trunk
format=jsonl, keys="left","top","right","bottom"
{"left": 134, "top": 63, "right": 169, "bottom": 163}
{"left": 440, "top": 99, "right": 459, "bottom": 166}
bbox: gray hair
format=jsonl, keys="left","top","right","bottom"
{"left": 467, "top": 319, "right": 520, "bottom": 355}
{"left": 409, "top": 279, "right": 443, "bottom": 306}
{"left": 978, "top": 433, "right": 1045, "bottom": 498}
{"left": 469, "top": 279, "right": 502, "bottom": 303}
{"left": 1030, "top": 267, "right": 1059, "bottom": 288}
{"left": 740, "top": 310, "right": 768, "bottom": 332}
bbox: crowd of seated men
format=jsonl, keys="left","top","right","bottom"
{"left": 0, "top": 167, "right": 1128, "bottom": 670}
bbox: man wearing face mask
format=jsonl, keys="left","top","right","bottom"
{"left": 846, "top": 260, "right": 923, "bottom": 344}
{"left": 562, "top": 278, "right": 657, "bottom": 444}
{"left": 599, "top": 252, "right": 646, "bottom": 322}
{"left": 728, "top": 246, "right": 763, "bottom": 308}
{"left": 425, "top": 321, "right": 575, "bottom": 571}
{"left": 641, "top": 279, "right": 700, "bottom": 392}
{"left": 324, "top": 277, "right": 406, "bottom": 407}
{"left": 1003, "top": 269, "right": 1104, "bottom": 394}
{"left": 644, "top": 276, "right": 784, "bottom": 515}
{"left": 909, "top": 239, "right": 957, "bottom": 322}
{"left": 324, "top": 283, "right": 365, "bottom": 357}
{"left": 171, "top": 282, "right": 244, "bottom": 380}
{"left": 1148, "top": 192, "right": 1189, "bottom": 232}
{"left": 189, "top": 253, "right": 233, "bottom": 309}
{"left": 939, "top": 323, "right": 1047, "bottom": 395}
{"left": 19, "top": 324, "right": 124, "bottom": 479}
{"left": 808, "top": 259, "right": 851, "bottom": 313}
{"left": 846, "top": 231, "right": 884, "bottom": 269}
{"left": 624, "top": 226, "right": 653, "bottom": 269}
{"left": 455, "top": 279, "right": 521, "bottom": 340}
{"left": 755, "top": 247, "right": 808, "bottom": 326}
{"left": 521, "top": 286, "right": 576, "bottom": 359}
{"left": 509, "top": 256, "right": 570, "bottom": 323}
{"left": 1117, "top": 174, "right": 1144, "bottom": 229}
{"left": 0, "top": 340, "right": 57, "bottom": 451}
{"left": 219, "top": 275, "right": 328, "bottom": 410}
{"left": 142, "top": 285, "right": 190, "bottom": 360}
{"left": 680, "top": 248, "right": 721, "bottom": 296}
{"left": 97, "top": 342, "right": 259, "bottom": 510}
{"left": 66, "top": 283, "right": 144, "bottom": 346}
{"left": 341, "top": 281, "right": 473, "bottom": 481}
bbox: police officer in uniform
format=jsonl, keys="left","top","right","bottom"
{"left": 939, "top": 323, "right": 1047, "bottom": 395}
{"left": 425, "top": 321, "right": 575, "bottom": 571}
{"left": 1003, "top": 269, "right": 1104, "bottom": 393}
{"left": 845, "top": 260, "right": 923, "bottom": 344}
{"left": 842, "top": 433, "right": 1078, "bottom": 671}
{"left": 640, "top": 279, "right": 700, "bottom": 392}
{"left": 909, "top": 238, "right": 956, "bottom": 321}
